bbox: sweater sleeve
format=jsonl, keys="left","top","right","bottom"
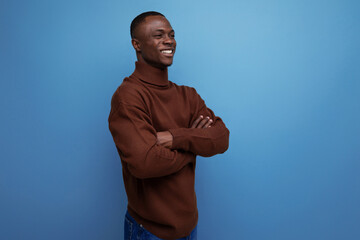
{"left": 168, "top": 91, "right": 230, "bottom": 157}
{"left": 108, "top": 101, "right": 195, "bottom": 179}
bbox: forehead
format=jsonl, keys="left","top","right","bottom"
{"left": 141, "top": 15, "right": 173, "bottom": 32}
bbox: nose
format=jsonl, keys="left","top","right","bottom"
{"left": 163, "top": 35, "right": 175, "bottom": 45}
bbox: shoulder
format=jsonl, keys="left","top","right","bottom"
{"left": 169, "top": 81, "right": 201, "bottom": 99}
{"left": 110, "top": 77, "right": 150, "bottom": 115}
{"left": 171, "top": 82, "right": 205, "bottom": 106}
{"left": 111, "top": 77, "right": 146, "bottom": 105}
{"left": 169, "top": 82, "right": 206, "bottom": 114}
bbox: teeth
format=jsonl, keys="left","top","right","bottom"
{"left": 161, "top": 50, "right": 173, "bottom": 54}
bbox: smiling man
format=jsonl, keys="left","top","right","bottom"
{"left": 108, "top": 11, "right": 230, "bottom": 240}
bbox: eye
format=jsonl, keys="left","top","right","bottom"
{"left": 153, "top": 34, "right": 162, "bottom": 38}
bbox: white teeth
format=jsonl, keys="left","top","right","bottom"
{"left": 161, "top": 50, "right": 173, "bottom": 54}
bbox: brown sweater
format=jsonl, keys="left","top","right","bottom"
{"left": 108, "top": 61, "right": 229, "bottom": 239}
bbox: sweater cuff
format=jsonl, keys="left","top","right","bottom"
{"left": 168, "top": 128, "right": 189, "bottom": 151}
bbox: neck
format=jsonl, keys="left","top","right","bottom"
{"left": 131, "top": 61, "right": 169, "bottom": 86}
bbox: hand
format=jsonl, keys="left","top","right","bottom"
{"left": 156, "top": 131, "right": 173, "bottom": 148}
{"left": 191, "top": 115, "right": 213, "bottom": 129}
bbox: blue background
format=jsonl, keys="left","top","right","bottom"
{"left": 1, "top": 0, "right": 360, "bottom": 239}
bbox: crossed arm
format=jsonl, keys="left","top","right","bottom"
{"left": 156, "top": 115, "right": 213, "bottom": 148}
{"left": 109, "top": 92, "right": 229, "bottom": 178}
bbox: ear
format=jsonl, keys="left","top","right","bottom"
{"left": 131, "top": 39, "right": 141, "bottom": 52}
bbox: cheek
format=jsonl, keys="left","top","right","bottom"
{"left": 142, "top": 44, "right": 158, "bottom": 56}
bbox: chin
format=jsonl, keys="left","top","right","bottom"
{"left": 163, "top": 60, "right": 174, "bottom": 67}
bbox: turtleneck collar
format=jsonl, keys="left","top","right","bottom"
{"left": 131, "top": 61, "right": 169, "bottom": 87}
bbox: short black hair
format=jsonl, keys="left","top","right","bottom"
{"left": 130, "top": 11, "right": 165, "bottom": 39}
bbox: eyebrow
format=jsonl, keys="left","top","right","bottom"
{"left": 154, "top": 29, "right": 175, "bottom": 33}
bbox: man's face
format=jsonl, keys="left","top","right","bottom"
{"left": 132, "top": 15, "right": 176, "bottom": 69}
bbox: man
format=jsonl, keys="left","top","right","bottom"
{"left": 108, "top": 11, "right": 229, "bottom": 240}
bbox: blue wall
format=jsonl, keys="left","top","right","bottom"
{"left": 1, "top": 0, "right": 359, "bottom": 239}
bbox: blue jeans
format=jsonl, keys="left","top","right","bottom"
{"left": 124, "top": 211, "right": 197, "bottom": 240}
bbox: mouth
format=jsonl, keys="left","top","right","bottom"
{"left": 160, "top": 49, "right": 174, "bottom": 56}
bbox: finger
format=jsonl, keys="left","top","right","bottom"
{"left": 191, "top": 115, "right": 203, "bottom": 128}
{"left": 156, "top": 132, "right": 161, "bottom": 144}
{"left": 203, "top": 119, "right": 213, "bottom": 128}
{"left": 197, "top": 116, "right": 210, "bottom": 128}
